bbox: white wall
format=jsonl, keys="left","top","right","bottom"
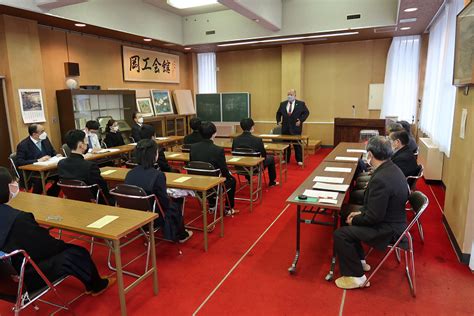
{"left": 0, "top": 0, "right": 44, "bottom": 12}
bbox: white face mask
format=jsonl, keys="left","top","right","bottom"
{"left": 288, "top": 95, "right": 295, "bottom": 102}
{"left": 138, "top": 117, "right": 144, "bottom": 124}
{"left": 112, "top": 126, "right": 119, "bottom": 132}
{"left": 39, "top": 132, "right": 47, "bottom": 140}
{"left": 9, "top": 182, "right": 19, "bottom": 200}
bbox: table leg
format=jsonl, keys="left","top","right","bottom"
{"left": 278, "top": 150, "right": 283, "bottom": 187}
{"left": 148, "top": 221, "right": 159, "bottom": 294}
{"left": 220, "top": 186, "right": 224, "bottom": 238}
{"left": 202, "top": 191, "right": 208, "bottom": 252}
{"left": 288, "top": 205, "right": 301, "bottom": 274}
{"left": 300, "top": 140, "right": 305, "bottom": 168}
{"left": 249, "top": 166, "right": 254, "bottom": 212}
{"left": 325, "top": 210, "right": 339, "bottom": 281}
{"left": 40, "top": 171, "right": 47, "bottom": 194}
{"left": 113, "top": 240, "right": 127, "bottom": 316}
{"left": 22, "top": 170, "right": 29, "bottom": 191}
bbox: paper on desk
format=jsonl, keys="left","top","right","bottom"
{"left": 335, "top": 156, "right": 359, "bottom": 162}
{"left": 167, "top": 153, "right": 181, "bottom": 157}
{"left": 259, "top": 134, "right": 278, "bottom": 137}
{"left": 87, "top": 215, "right": 119, "bottom": 229}
{"left": 313, "top": 182, "right": 349, "bottom": 192}
{"left": 347, "top": 149, "right": 367, "bottom": 153}
{"left": 324, "top": 167, "right": 352, "bottom": 173}
{"left": 303, "top": 189, "right": 338, "bottom": 199}
{"left": 319, "top": 198, "right": 338, "bottom": 205}
{"left": 127, "top": 143, "right": 137, "bottom": 146}
{"left": 313, "top": 176, "right": 344, "bottom": 184}
{"left": 101, "top": 170, "right": 117, "bottom": 176}
{"left": 97, "top": 148, "right": 120, "bottom": 154}
{"left": 173, "top": 176, "right": 191, "bottom": 183}
{"left": 156, "top": 137, "right": 169, "bottom": 140}
{"left": 228, "top": 157, "right": 242, "bottom": 162}
{"left": 264, "top": 145, "right": 268, "bottom": 148}
{"left": 33, "top": 156, "right": 65, "bottom": 166}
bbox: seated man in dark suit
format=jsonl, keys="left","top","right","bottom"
{"left": 131, "top": 112, "right": 144, "bottom": 143}
{"left": 183, "top": 117, "right": 203, "bottom": 145}
{"left": 334, "top": 136, "right": 409, "bottom": 289}
{"left": 190, "top": 121, "right": 238, "bottom": 216}
{"left": 0, "top": 167, "right": 115, "bottom": 295}
{"left": 397, "top": 120, "right": 418, "bottom": 153}
{"left": 139, "top": 124, "right": 179, "bottom": 173}
{"left": 57, "top": 129, "right": 113, "bottom": 204}
{"left": 232, "top": 118, "right": 278, "bottom": 187}
{"left": 16, "top": 124, "right": 61, "bottom": 196}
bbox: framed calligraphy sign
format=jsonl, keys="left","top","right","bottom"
{"left": 122, "top": 46, "right": 180, "bottom": 83}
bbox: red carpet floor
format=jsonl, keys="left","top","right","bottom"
{"left": 1, "top": 149, "right": 473, "bottom": 316}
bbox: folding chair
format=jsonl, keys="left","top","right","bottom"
{"left": 8, "top": 153, "right": 22, "bottom": 188}
{"left": 406, "top": 165, "right": 425, "bottom": 242}
{"left": 363, "top": 191, "right": 429, "bottom": 297}
{"left": 231, "top": 147, "right": 265, "bottom": 201}
{"left": 129, "top": 136, "right": 136, "bottom": 144}
{"left": 109, "top": 184, "right": 167, "bottom": 277}
{"left": 181, "top": 144, "right": 192, "bottom": 153}
{"left": 0, "top": 250, "right": 72, "bottom": 316}
{"left": 184, "top": 161, "right": 229, "bottom": 231}
{"left": 61, "top": 144, "right": 71, "bottom": 158}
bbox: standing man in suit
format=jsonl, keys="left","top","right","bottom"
{"left": 16, "top": 124, "right": 61, "bottom": 196}
{"left": 333, "top": 136, "right": 409, "bottom": 289}
{"left": 276, "top": 89, "right": 309, "bottom": 165}
{"left": 58, "top": 129, "right": 113, "bottom": 204}
{"left": 131, "top": 112, "right": 144, "bottom": 143}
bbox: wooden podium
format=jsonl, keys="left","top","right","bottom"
{"left": 333, "top": 118, "right": 392, "bottom": 146}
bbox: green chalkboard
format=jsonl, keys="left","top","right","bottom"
{"left": 196, "top": 94, "right": 221, "bottom": 122}
{"left": 222, "top": 93, "right": 251, "bottom": 122}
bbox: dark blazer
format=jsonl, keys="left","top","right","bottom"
{"left": 131, "top": 123, "right": 142, "bottom": 142}
{"left": 391, "top": 146, "right": 419, "bottom": 177}
{"left": 124, "top": 165, "right": 169, "bottom": 212}
{"left": 157, "top": 147, "right": 173, "bottom": 172}
{"left": 190, "top": 139, "right": 231, "bottom": 179}
{"left": 184, "top": 131, "right": 203, "bottom": 145}
{"left": 16, "top": 136, "right": 57, "bottom": 166}
{"left": 352, "top": 160, "right": 409, "bottom": 249}
{"left": 57, "top": 153, "right": 110, "bottom": 197}
{"left": 276, "top": 99, "right": 309, "bottom": 135}
{"left": 232, "top": 131, "right": 266, "bottom": 157}
{"left": 104, "top": 131, "right": 125, "bottom": 148}
{"left": 407, "top": 135, "right": 418, "bottom": 153}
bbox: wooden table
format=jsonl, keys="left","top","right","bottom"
{"left": 229, "top": 133, "right": 310, "bottom": 167}
{"left": 286, "top": 146, "right": 360, "bottom": 281}
{"left": 100, "top": 167, "right": 226, "bottom": 251}
{"left": 213, "top": 139, "right": 289, "bottom": 186}
{"left": 323, "top": 142, "right": 366, "bottom": 163}
{"left": 164, "top": 152, "right": 265, "bottom": 212}
{"left": 8, "top": 192, "right": 158, "bottom": 316}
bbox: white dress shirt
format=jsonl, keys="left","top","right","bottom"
{"left": 286, "top": 100, "right": 295, "bottom": 114}
{"left": 83, "top": 130, "right": 101, "bottom": 150}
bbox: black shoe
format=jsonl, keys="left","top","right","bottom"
{"left": 269, "top": 181, "right": 279, "bottom": 187}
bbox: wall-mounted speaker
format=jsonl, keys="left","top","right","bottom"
{"left": 64, "top": 62, "right": 80, "bottom": 77}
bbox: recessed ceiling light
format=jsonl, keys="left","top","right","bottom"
{"left": 75, "top": 23, "right": 86, "bottom": 27}
{"left": 400, "top": 27, "right": 411, "bottom": 31}
{"left": 404, "top": 7, "right": 418, "bottom": 12}
{"left": 143, "top": 38, "right": 152, "bottom": 42}
{"left": 184, "top": 47, "right": 191, "bottom": 50}
{"left": 167, "top": 0, "right": 217, "bottom": 9}
{"left": 399, "top": 18, "right": 417, "bottom": 23}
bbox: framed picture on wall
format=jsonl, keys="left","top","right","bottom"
{"left": 453, "top": 0, "right": 474, "bottom": 86}
{"left": 136, "top": 97, "right": 154, "bottom": 116}
{"left": 150, "top": 89, "right": 174, "bottom": 115}
{"left": 18, "top": 89, "right": 46, "bottom": 123}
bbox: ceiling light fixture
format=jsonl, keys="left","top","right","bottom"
{"left": 404, "top": 7, "right": 418, "bottom": 12}
{"left": 400, "top": 27, "right": 411, "bottom": 30}
{"left": 75, "top": 23, "right": 86, "bottom": 27}
{"left": 143, "top": 38, "right": 152, "bottom": 42}
{"left": 167, "top": 0, "right": 217, "bottom": 9}
{"left": 184, "top": 47, "right": 192, "bottom": 50}
{"left": 217, "top": 31, "right": 359, "bottom": 47}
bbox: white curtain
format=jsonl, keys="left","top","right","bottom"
{"left": 419, "top": 0, "right": 464, "bottom": 157}
{"left": 380, "top": 35, "right": 421, "bottom": 122}
{"left": 197, "top": 52, "right": 217, "bottom": 93}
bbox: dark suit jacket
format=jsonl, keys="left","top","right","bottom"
{"left": 391, "top": 146, "right": 419, "bottom": 177}
{"left": 232, "top": 131, "right": 266, "bottom": 157}
{"left": 184, "top": 131, "right": 203, "bottom": 145}
{"left": 190, "top": 139, "right": 231, "bottom": 179}
{"left": 352, "top": 160, "right": 409, "bottom": 249}
{"left": 157, "top": 147, "right": 173, "bottom": 172}
{"left": 407, "top": 135, "right": 418, "bottom": 153}
{"left": 16, "top": 136, "right": 57, "bottom": 166}
{"left": 276, "top": 99, "right": 309, "bottom": 135}
{"left": 57, "top": 153, "right": 110, "bottom": 197}
{"left": 131, "top": 123, "right": 142, "bottom": 142}
{"left": 104, "top": 131, "right": 125, "bottom": 148}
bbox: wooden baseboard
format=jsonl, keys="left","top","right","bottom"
{"left": 442, "top": 215, "right": 471, "bottom": 264}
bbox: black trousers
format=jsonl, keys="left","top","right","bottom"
{"left": 225, "top": 176, "right": 236, "bottom": 208}
{"left": 286, "top": 143, "right": 303, "bottom": 163}
{"left": 264, "top": 155, "right": 277, "bottom": 182}
{"left": 31, "top": 175, "right": 60, "bottom": 196}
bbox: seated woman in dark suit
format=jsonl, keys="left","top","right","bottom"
{"left": 103, "top": 119, "right": 125, "bottom": 148}
{"left": 125, "top": 139, "right": 193, "bottom": 243}
{"left": 0, "top": 167, "right": 115, "bottom": 295}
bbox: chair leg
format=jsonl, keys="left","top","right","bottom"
{"left": 416, "top": 219, "right": 425, "bottom": 243}
{"left": 89, "top": 237, "right": 95, "bottom": 255}
{"left": 406, "top": 233, "right": 416, "bottom": 297}
{"left": 395, "top": 247, "right": 401, "bottom": 263}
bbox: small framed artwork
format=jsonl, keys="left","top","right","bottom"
{"left": 150, "top": 89, "right": 174, "bottom": 115}
{"left": 453, "top": 0, "right": 474, "bottom": 86}
{"left": 136, "top": 97, "right": 154, "bottom": 117}
{"left": 18, "top": 89, "right": 46, "bottom": 123}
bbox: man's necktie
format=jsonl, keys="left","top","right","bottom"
{"left": 288, "top": 102, "right": 293, "bottom": 115}
{"left": 88, "top": 135, "right": 93, "bottom": 150}
{"left": 36, "top": 141, "right": 43, "bottom": 153}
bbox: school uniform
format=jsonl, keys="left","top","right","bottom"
{"left": 103, "top": 131, "right": 124, "bottom": 148}
{"left": 131, "top": 123, "right": 142, "bottom": 143}
{"left": 183, "top": 131, "right": 203, "bottom": 145}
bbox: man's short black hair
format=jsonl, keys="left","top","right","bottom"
{"left": 135, "top": 139, "right": 158, "bottom": 169}
{"left": 390, "top": 130, "right": 409, "bottom": 146}
{"left": 189, "top": 117, "right": 202, "bottom": 131}
{"left": 387, "top": 122, "right": 403, "bottom": 133}
{"left": 65, "top": 129, "right": 86, "bottom": 150}
{"left": 139, "top": 124, "right": 155, "bottom": 140}
{"left": 28, "top": 124, "right": 39, "bottom": 136}
{"left": 367, "top": 136, "right": 393, "bottom": 161}
{"left": 397, "top": 121, "right": 411, "bottom": 135}
{"left": 240, "top": 118, "right": 254, "bottom": 132}
{"left": 85, "top": 120, "right": 100, "bottom": 131}
{"left": 0, "top": 167, "right": 13, "bottom": 204}
{"left": 132, "top": 111, "right": 138, "bottom": 120}
{"left": 199, "top": 121, "right": 217, "bottom": 139}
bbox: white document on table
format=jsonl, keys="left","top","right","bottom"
{"left": 228, "top": 157, "right": 242, "bottom": 162}
{"left": 313, "top": 182, "right": 349, "bottom": 192}
{"left": 167, "top": 153, "right": 181, "bottom": 157}
{"left": 313, "top": 176, "right": 344, "bottom": 184}
{"left": 259, "top": 134, "right": 278, "bottom": 137}
{"left": 101, "top": 170, "right": 117, "bottom": 176}
{"left": 156, "top": 137, "right": 169, "bottom": 140}
{"left": 324, "top": 167, "right": 352, "bottom": 173}
{"left": 347, "top": 149, "right": 367, "bottom": 153}
{"left": 335, "top": 156, "right": 359, "bottom": 162}
{"left": 127, "top": 143, "right": 137, "bottom": 146}
{"left": 319, "top": 198, "right": 338, "bottom": 205}
{"left": 173, "top": 176, "right": 191, "bottom": 183}
{"left": 97, "top": 148, "right": 120, "bottom": 153}
{"left": 303, "top": 189, "right": 338, "bottom": 199}
{"left": 33, "top": 156, "right": 65, "bottom": 166}
{"left": 87, "top": 215, "right": 119, "bottom": 229}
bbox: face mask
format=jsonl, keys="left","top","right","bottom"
{"left": 9, "top": 182, "right": 19, "bottom": 200}
{"left": 138, "top": 117, "right": 144, "bottom": 124}
{"left": 366, "top": 153, "right": 373, "bottom": 167}
{"left": 288, "top": 95, "right": 295, "bottom": 102}
{"left": 39, "top": 132, "right": 47, "bottom": 140}
{"left": 112, "top": 126, "right": 119, "bottom": 132}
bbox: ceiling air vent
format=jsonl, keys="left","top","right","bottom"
{"left": 374, "top": 26, "right": 397, "bottom": 33}
{"left": 347, "top": 14, "right": 361, "bottom": 20}
{"left": 206, "top": 30, "right": 216, "bottom": 35}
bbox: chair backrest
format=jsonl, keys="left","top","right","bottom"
{"left": 129, "top": 136, "right": 136, "bottom": 143}
{"left": 407, "top": 164, "right": 424, "bottom": 191}
{"left": 8, "top": 153, "right": 20, "bottom": 180}
{"left": 109, "top": 184, "right": 165, "bottom": 217}
{"left": 231, "top": 147, "right": 261, "bottom": 157}
{"left": 61, "top": 144, "right": 71, "bottom": 158}
{"left": 184, "top": 161, "right": 221, "bottom": 177}
{"left": 271, "top": 126, "right": 282, "bottom": 135}
{"left": 181, "top": 144, "right": 192, "bottom": 153}
{"left": 58, "top": 179, "right": 103, "bottom": 204}
{"left": 394, "top": 191, "right": 429, "bottom": 247}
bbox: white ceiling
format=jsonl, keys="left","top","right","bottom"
{"left": 143, "top": 0, "right": 228, "bottom": 16}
